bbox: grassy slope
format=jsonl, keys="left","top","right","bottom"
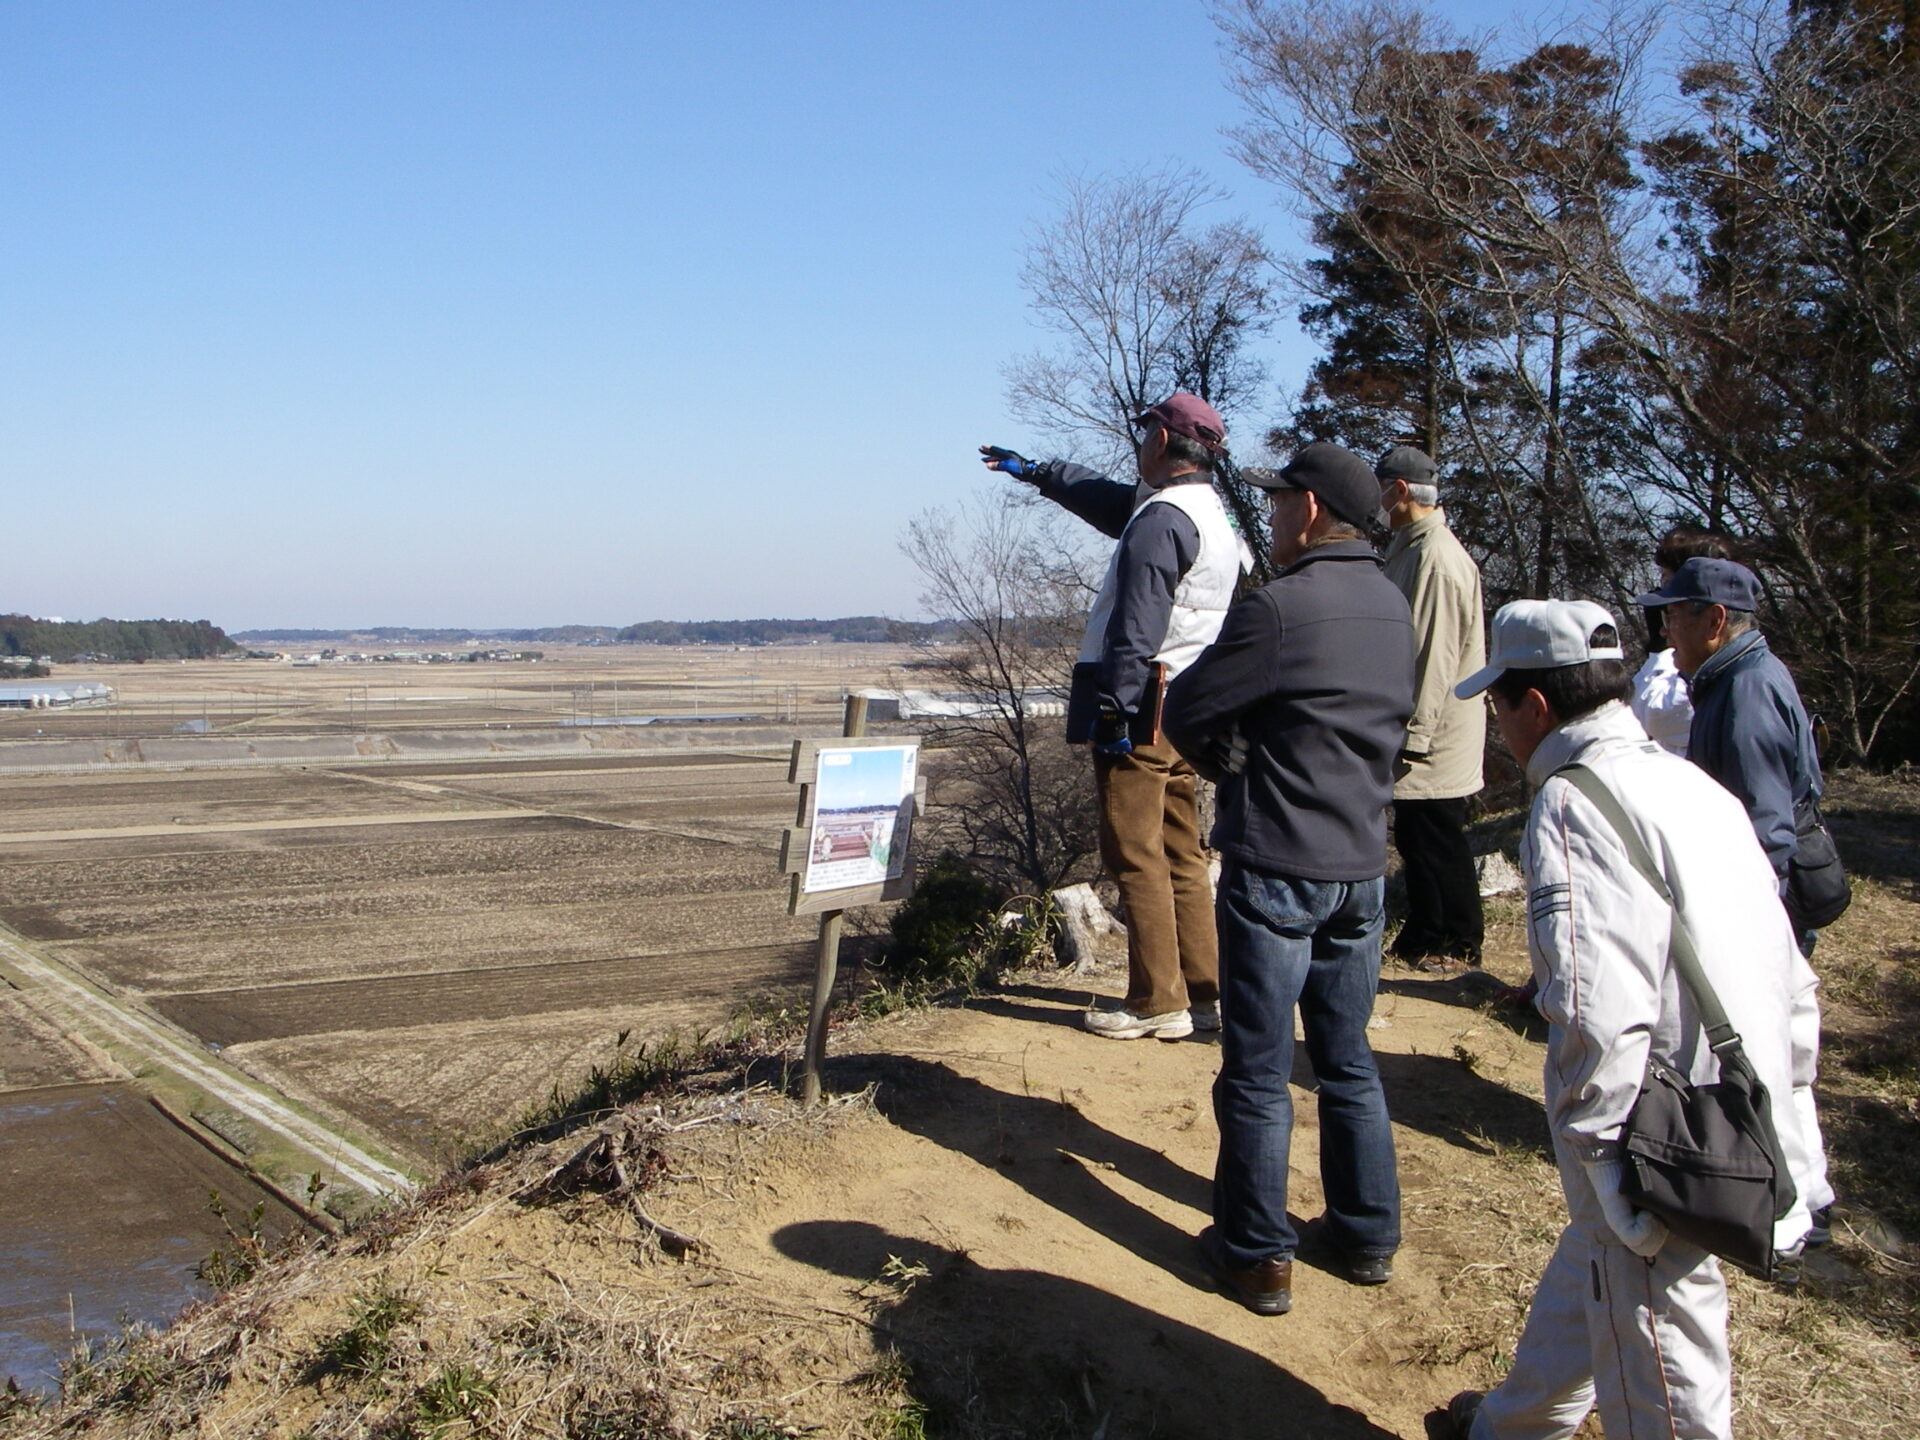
{"left": 3, "top": 771, "right": 1915, "bottom": 1440}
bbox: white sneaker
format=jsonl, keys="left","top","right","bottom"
{"left": 1083, "top": 1006, "right": 1194, "bottom": 1041}
{"left": 1191, "top": 1001, "right": 1221, "bottom": 1032}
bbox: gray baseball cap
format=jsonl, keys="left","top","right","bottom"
{"left": 1455, "top": 599, "right": 1625, "bottom": 699}
{"left": 1375, "top": 445, "right": 1437, "bottom": 484}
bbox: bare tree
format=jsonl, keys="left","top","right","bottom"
{"left": 1217, "top": 0, "right": 1657, "bottom": 613}
{"left": 1007, "top": 165, "right": 1282, "bottom": 572}
{"left": 1217, "top": 0, "right": 1920, "bottom": 760}
{"left": 900, "top": 492, "right": 1101, "bottom": 895}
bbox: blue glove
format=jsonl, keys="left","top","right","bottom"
{"left": 1094, "top": 735, "right": 1133, "bottom": 757}
{"left": 980, "top": 444, "right": 1038, "bottom": 481}
{"left": 1092, "top": 709, "right": 1133, "bottom": 756}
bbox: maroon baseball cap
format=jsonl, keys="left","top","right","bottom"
{"left": 1132, "top": 392, "right": 1227, "bottom": 453}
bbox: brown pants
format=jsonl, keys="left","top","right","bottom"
{"left": 1094, "top": 737, "right": 1219, "bottom": 1016}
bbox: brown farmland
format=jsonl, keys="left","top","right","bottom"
{"left": 0, "top": 641, "right": 917, "bottom": 740}
{"left": 0, "top": 645, "right": 925, "bottom": 1390}
{"left": 0, "top": 646, "right": 931, "bottom": 1162}
{"left": 0, "top": 762, "right": 823, "bottom": 1160}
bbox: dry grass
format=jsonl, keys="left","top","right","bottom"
{"left": 0, "top": 1061, "right": 908, "bottom": 1440}
{"left": 7, "top": 772, "right": 1917, "bottom": 1440}
{"left": 1416, "top": 768, "right": 1920, "bottom": 1439}
{"left": 1399, "top": 1134, "right": 1565, "bottom": 1376}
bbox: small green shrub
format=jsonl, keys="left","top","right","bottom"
{"left": 707, "top": 1421, "right": 792, "bottom": 1440}
{"left": 880, "top": 852, "right": 1007, "bottom": 987}
{"left": 414, "top": 1361, "right": 496, "bottom": 1432}
{"left": 314, "top": 1287, "right": 421, "bottom": 1378}
{"left": 195, "top": 1191, "right": 269, "bottom": 1289}
{"left": 56, "top": 1328, "right": 173, "bottom": 1413}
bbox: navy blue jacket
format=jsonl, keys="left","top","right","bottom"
{"left": 1686, "top": 630, "right": 1822, "bottom": 879}
{"left": 1163, "top": 540, "right": 1416, "bottom": 882}
{"left": 1028, "top": 461, "right": 1202, "bottom": 721}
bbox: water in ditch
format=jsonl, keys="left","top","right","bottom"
{"left": 0, "top": 1082, "right": 301, "bottom": 1395}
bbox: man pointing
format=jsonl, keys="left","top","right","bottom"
{"left": 981, "top": 394, "right": 1247, "bottom": 1040}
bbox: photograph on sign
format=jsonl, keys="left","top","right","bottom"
{"left": 803, "top": 743, "right": 917, "bottom": 894}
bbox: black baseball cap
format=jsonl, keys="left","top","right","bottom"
{"left": 1636, "top": 556, "right": 1762, "bottom": 612}
{"left": 1248, "top": 442, "right": 1383, "bottom": 529}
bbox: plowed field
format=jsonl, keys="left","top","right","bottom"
{"left": 0, "top": 750, "right": 822, "bottom": 1155}
{"left": 153, "top": 941, "right": 809, "bottom": 1046}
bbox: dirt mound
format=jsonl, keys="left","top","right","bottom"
{"left": 8, "top": 765, "right": 1920, "bottom": 1440}
{"left": 8, "top": 980, "right": 1546, "bottom": 1439}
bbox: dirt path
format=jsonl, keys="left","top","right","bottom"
{"left": 695, "top": 970, "right": 1546, "bottom": 1439}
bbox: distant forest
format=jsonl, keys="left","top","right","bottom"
{"left": 235, "top": 618, "right": 956, "bottom": 645}
{"left": 1, "top": 615, "right": 237, "bottom": 663}
{"left": 617, "top": 617, "right": 950, "bottom": 644}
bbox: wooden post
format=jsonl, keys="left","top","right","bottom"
{"left": 801, "top": 692, "right": 868, "bottom": 1106}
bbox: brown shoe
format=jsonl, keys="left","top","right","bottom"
{"left": 1196, "top": 1226, "right": 1292, "bottom": 1315}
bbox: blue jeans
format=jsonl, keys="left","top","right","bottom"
{"left": 1212, "top": 862, "right": 1400, "bottom": 1265}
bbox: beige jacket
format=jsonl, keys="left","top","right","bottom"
{"left": 1382, "top": 508, "right": 1485, "bottom": 800}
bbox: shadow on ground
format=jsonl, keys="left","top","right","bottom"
{"left": 1825, "top": 774, "right": 1920, "bottom": 900}
{"left": 1381, "top": 971, "right": 1549, "bottom": 1040}
{"left": 827, "top": 1051, "right": 1209, "bottom": 1280}
{"left": 774, "top": 1219, "right": 1401, "bottom": 1440}
{"left": 1377, "top": 1052, "right": 1551, "bottom": 1161}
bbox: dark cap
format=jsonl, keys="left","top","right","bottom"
{"left": 1133, "top": 392, "right": 1227, "bottom": 453}
{"left": 1248, "top": 442, "right": 1383, "bottom": 530}
{"left": 1375, "top": 445, "right": 1437, "bottom": 484}
{"left": 1636, "top": 556, "right": 1762, "bottom": 612}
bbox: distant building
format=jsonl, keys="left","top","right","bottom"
{"left": 854, "top": 688, "right": 1067, "bottom": 722}
{"left": 0, "top": 680, "right": 114, "bottom": 710}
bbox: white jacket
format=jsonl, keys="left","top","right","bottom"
{"left": 1630, "top": 648, "right": 1692, "bottom": 757}
{"left": 1078, "top": 480, "right": 1245, "bottom": 679}
{"left": 1521, "top": 702, "right": 1830, "bottom": 1247}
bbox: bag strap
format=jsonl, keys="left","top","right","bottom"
{"left": 1792, "top": 792, "right": 1825, "bottom": 838}
{"left": 1556, "top": 763, "right": 1743, "bottom": 1056}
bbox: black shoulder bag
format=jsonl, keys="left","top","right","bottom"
{"left": 1560, "top": 764, "right": 1798, "bottom": 1279}
{"left": 1785, "top": 795, "right": 1851, "bottom": 932}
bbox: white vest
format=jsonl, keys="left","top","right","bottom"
{"left": 1078, "top": 480, "right": 1248, "bottom": 678}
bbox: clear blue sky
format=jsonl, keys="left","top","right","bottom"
{"left": 818, "top": 744, "right": 915, "bottom": 811}
{"left": 1, "top": 0, "right": 1560, "bottom": 630}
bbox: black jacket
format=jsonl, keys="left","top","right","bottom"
{"left": 1163, "top": 540, "right": 1415, "bottom": 881}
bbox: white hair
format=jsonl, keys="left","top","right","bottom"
{"left": 1405, "top": 482, "right": 1440, "bottom": 507}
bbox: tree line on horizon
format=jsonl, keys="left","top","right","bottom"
{"left": 232, "top": 618, "right": 961, "bottom": 647}
{"left": 0, "top": 615, "right": 237, "bottom": 664}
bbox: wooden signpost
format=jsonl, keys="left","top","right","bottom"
{"left": 778, "top": 694, "right": 923, "bottom": 1105}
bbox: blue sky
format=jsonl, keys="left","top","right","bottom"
{"left": 2, "top": 1, "right": 1565, "bottom": 630}
{"left": 817, "top": 744, "right": 915, "bottom": 812}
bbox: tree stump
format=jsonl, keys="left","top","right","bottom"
{"left": 1051, "top": 882, "right": 1120, "bottom": 974}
